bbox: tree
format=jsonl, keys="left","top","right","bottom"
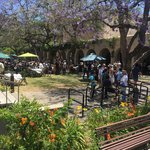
{"left": 96, "top": 0, "right": 150, "bottom": 71}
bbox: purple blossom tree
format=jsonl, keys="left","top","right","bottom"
{"left": 93, "top": 0, "right": 150, "bottom": 70}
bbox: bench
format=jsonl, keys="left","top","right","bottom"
{"left": 95, "top": 113, "right": 150, "bottom": 150}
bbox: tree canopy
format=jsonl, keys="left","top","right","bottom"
{"left": 0, "top": 0, "right": 149, "bottom": 68}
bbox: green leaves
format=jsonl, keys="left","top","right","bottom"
{"left": 0, "top": 98, "right": 87, "bottom": 149}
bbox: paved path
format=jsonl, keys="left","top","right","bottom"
{"left": 0, "top": 91, "right": 17, "bottom": 106}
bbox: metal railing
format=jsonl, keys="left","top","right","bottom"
{"left": 85, "top": 86, "right": 102, "bottom": 106}
{"left": 68, "top": 88, "right": 85, "bottom": 117}
{"left": 0, "top": 78, "right": 20, "bottom": 106}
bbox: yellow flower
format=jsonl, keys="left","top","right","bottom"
{"left": 121, "top": 102, "right": 128, "bottom": 107}
{"left": 94, "top": 108, "right": 100, "bottom": 114}
{"left": 83, "top": 108, "right": 88, "bottom": 111}
{"left": 76, "top": 119, "right": 80, "bottom": 124}
{"left": 76, "top": 105, "right": 82, "bottom": 110}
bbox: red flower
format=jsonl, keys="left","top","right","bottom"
{"left": 29, "top": 121, "right": 35, "bottom": 126}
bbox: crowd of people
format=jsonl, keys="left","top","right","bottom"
{"left": 81, "top": 61, "right": 142, "bottom": 102}
{"left": 0, "top": 57, "right": 143, "bottom": 102}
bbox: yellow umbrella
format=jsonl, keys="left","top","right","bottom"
{"left": 18, "top": 52, "right": 38, "bottom": 58}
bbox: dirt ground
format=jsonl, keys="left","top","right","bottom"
{"left": 18, "top": 84, "right": 73, "bottom": 105}
{"left": 17, "top": 75, "right": 150, "bottom": 106}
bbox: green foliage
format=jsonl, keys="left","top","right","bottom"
{"left": 20, "top": 68, "right": 42, "bottom": 78}
{"left": 0, "top": 96, "right": 150, "bottom": 150}
{"left": 0, "top": 98, "right": 86, "bottom": 150}
{"left": 85, "top": 102, "right": 150, "bottom": 149}
{"left": 0, "top": 84, "right": 5, "bottom": 92}
{"left": 2, "top": 47, "right": 15, "bottom": 55}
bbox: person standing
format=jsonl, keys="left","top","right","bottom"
{"left": 116, "top": 68, "right": 123, "bottom": 87}
{"left": 131, "top": 63, "right": 141, "bottom": 84}
{"left": 0, "top": 61, "right": 5, "bottom": 74}
{"left": 89, "top": 73, "right": 97, "bottom": 101}
{"left": 120, "top": 70, "right": 128, "bottom": 102}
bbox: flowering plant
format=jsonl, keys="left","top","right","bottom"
{"left": 0, "top": 97, "right": 86, "bottom": 150}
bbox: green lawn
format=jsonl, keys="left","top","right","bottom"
{"left": 25, "top": 74, "right": 88, "bottom": 89}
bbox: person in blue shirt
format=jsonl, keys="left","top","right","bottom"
{"left": 116, "top": 68, "right": 123, "bottom": 87}
{"left": 89, "top": 73, "right": 97, "bottom": 100}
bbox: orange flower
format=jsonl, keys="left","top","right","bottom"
{"left": 50, "top": 138, "right": 55, "bottom": 142}
{"left": 127, "top": 112, "right": 134, "bottom": 117}
{"left": 16, "top": 113, "right": 20, "bottom": 118}
{"left": 49, "top": 133, "right": 56, "bottom": 139}
{"left": 49, "top": 110, "right": 54, "bottom": 117}
{"left": 48, "top": 128, "right": 51, "bottom": 132}
{"left": 106, "top": 133, "right": 111, "bottom": 140}
{"left": 21, "top": 117, "right": 27, "bottom": 125}
{"left": 29, "top": 121, "right": 35, "bottom": 127}
{"left": 53, "top": 108, "right": 58, "bottom": 111}
{"left": 60, "top": 118, "right": 65, "bottom": 127}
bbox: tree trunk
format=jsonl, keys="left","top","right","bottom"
{"left": 119, "top": 28, "right": 128, "bottom": 70}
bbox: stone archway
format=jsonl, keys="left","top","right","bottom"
{"left": 99, "top": 48, "right": 111, "bottom": 65}
{"left": 87, "top": 49, "right": 96, "bottom": 55}
{"left": 76, "top": 50, "right": 84, "bottom": 64}
{"left": 56, "top": 50, "right": 66, "bottom": 62}
{"left": 135, "top": 52, "right": 150, "bottom": 75}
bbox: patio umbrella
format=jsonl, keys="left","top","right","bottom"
{"left": 18, "top": 52, "right": 38, "bottom": 58}
{"left": 80, "top": 53, "right": 105, "bottom": 61}
{"left": 0, "top": 52, "right": 10, "bottom": 59}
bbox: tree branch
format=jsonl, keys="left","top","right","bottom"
{"left": 129, "top": 0, "right": 143, "bottom": 10}
{"left": 128, "top": 31, "right": 139, "bottom": 52}
{"left": 132, "top": 50, "right": 150, "bottom": 66}
{"left": 102, "top": 20, "right": 119, "bottom": 29}
{"left": 129, "top": 44, "right": 150, "bottom": 59}
{"left": 103, "top": 20, "right": 138, "bottom": 30}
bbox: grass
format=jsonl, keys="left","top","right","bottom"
{"left": 22, "top": 74, "right": 88, "bottom": 90}
{"left": 139, "top": 75, "right": 150, "bottom": 82}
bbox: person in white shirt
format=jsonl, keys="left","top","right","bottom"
{"left": 120, "top": 70, "right": 128, "bottom": 102}
{"left": 0, "top": 62, "right": 4, "bottom": 74}
{"left": 98, "top": 63, "right": 106, "bottom": 86}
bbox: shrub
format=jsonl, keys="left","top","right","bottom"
{"left": 0, "top": 98, "right": 86, "bottom": 150}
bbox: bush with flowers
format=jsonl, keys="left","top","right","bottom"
{"left": 0, "top": 96, "right": 150, "bottom": 150}
{"left": 85, "top": 100, "right": 150, "bottom": 149}
{"left": 0, "top": 97, "right": 86, "bottom": 150}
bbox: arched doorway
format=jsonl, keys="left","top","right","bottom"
{"left": 116, "top": 50, "right": 122, "bottom": 64}
{"left": 67, "top": 50, "right": 74, "bottom": 65}
{"left": 99, "top": 48, "right": 111, "bottom": 65}
{"left": 76, "top": 50, "right": 84, "bottom": 64}
{"left": 139, "top": 53, "right": 150, "bottom": 75}
{"left": 56, "top": 50, "right": 66, "bottom": 62}
{"left": 87, "top": 49, "right": 96, "bottom": 55}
